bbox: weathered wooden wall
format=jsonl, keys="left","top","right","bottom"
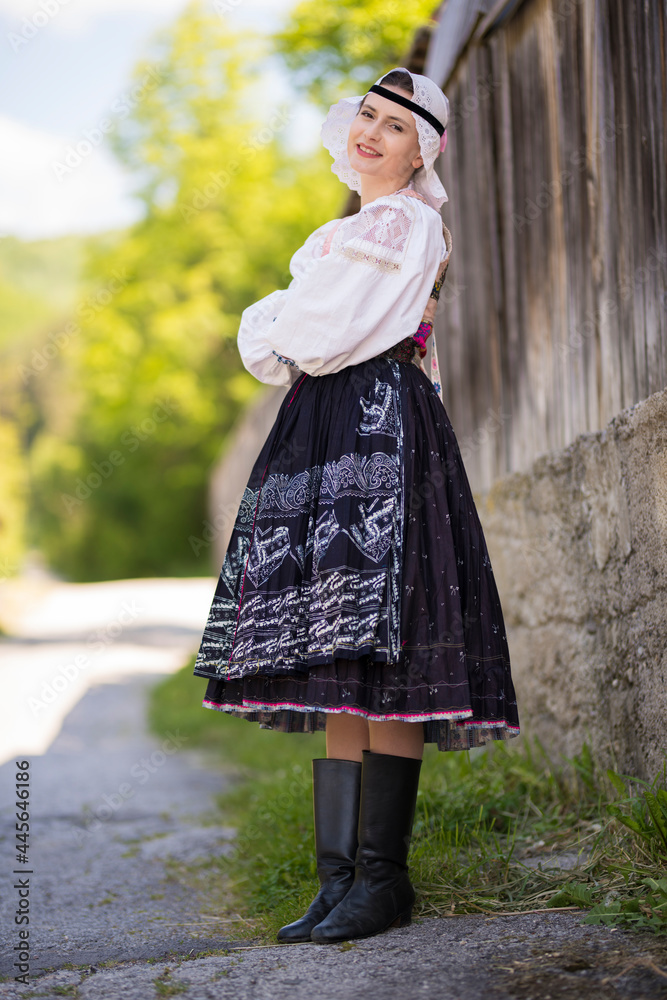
{"left": 432, "top": 0, "right": 667, "bottom": 491}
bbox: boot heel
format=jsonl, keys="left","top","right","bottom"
{"left": 391, "top": 907, "right": 412, "bottom": 928}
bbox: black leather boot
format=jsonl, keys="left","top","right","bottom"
{"left": 276, "top": 757, "right": 362, "bottom": 943}
{"left": 310, "top": 749, "right": 422, "bottom": 943}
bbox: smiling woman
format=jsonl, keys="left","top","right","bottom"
{"left": 192, "top": 66, "right": 519, "bottom": 945}
{"left": 347, "top": 75, "right": 424, "bottom": 206}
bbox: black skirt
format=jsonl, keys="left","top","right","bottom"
{"left": 193, "top": 349, "right": 519, "bottom": 752}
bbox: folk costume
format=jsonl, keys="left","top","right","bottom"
{"left": 193, "top": 68, "right": 519, "bottom": 943}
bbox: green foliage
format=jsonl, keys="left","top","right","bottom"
{"left": 605, "top": 770, "right": 667, "bottom": 855}
{"left": 546, "top": 882, "right": 595, "bottom": 908}
{"left": 26, "top": 2, "right": 341, "bottom": 581}
{"left": 542, "top": 766, "right": 667, "bottom": 933}
{"left": 0, "top": 418, "right": 27, "bottom": 580}
{"left": 148, "top": 662, "right": 667, "bottom": 940}
{"left": 563, "top": 766, "right": 667, "bottom": 932}
{"left": 154, "top": 969, "right": 188, "bottom": 996}
{"left": 8, "top": 0, "right": 436, "bottom": 582}
{"left": 0, "top": 234, "right": 85, "bottom": 348}
{"left": 583, "top": 878, "right": 667, "bottom": 933}
{"left": 0, "top": 233, "right": 93, "bottom": 578}
{"left": 275, "top": 0, "right": 438, "bottom": 107}
{"left": 149, "top": 658, "right": 324, "bottom": 776}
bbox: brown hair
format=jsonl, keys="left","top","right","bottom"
{"left": 358, "top": 69, "right": 414, "bottom": 112}
{"left": 379, "top": 69, "right": 413, "bottom": 94}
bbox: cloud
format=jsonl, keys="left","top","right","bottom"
{"left": 1, "top": 0, "right": 191, "bottom": 39}
{"left": 0, "top": 114, "right": 143, "bottom": 239}
{"left": 0, "top": 0, "right": 294, "bottom": 36}
{"left": 0, "top": 0, "right": 292, "bottom": 8}
{"left": 0, "top": 0, "right": 187, "bottom": 16}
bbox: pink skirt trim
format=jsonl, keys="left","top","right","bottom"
{"left": 202, "top": 697, "right": 521, "bottom": 731}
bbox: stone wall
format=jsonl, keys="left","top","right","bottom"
{"left": 477, "top": 386, "right": 667, "bottom": 780}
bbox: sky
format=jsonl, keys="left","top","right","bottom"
{"left": 0, "top": 0, "right": 321, "bottom": 240}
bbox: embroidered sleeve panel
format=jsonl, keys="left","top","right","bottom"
{"left": 332, "top": 199, "right": 417, "bottom": 273}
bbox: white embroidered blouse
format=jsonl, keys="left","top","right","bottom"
{"left": 237, "top": 189, "right": 450, "bottom": 389}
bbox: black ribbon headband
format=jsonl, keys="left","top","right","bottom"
{"left": 367, "top": 84, "right": 445, "bottom": 137}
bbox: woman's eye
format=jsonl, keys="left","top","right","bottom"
{"left": 359, "top": 110, "right": 401, "bottom": 131}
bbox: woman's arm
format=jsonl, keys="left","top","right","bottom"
{"left": 236, "top": 288, "right": 294, "bottom": 386}
{"left": 236, "top": 219, "right": 342, "bottom": 386}
{"left": 260, "top": 194, "right": 446, "bottom": 378}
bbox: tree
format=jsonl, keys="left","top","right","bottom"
{"left": 274, "top": 0, "right": 438, "bottom": 108}
{"left": 30, "top": 2, "right": 341, "bottom": 580}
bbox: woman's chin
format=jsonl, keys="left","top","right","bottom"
{"left": 348, "top": 151, "right": 384, "bottom": 175}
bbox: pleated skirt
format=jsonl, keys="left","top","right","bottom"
{"left": 193, "top": 351, "right": 520, "bottom": 751}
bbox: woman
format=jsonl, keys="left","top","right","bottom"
{"left": 193, "top": 68, "right": 520, "bottom": 944}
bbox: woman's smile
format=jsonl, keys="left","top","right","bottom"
{"left": 356, "top": 142, "right": 382, "bottom": 158}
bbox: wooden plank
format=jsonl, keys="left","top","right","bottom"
{"left": 508, "top": 25, "right": 534, "bottom": 472}
{"left": 595, "top": 1, "right": 623, "bottom": 426}
{"left": 484, "top": 37, "right": 509, "bottom": 482}
{"left": 641, "top": 0, "right": 664, "bottom": 397}
{"left": 627, "top": 0, "right": 649, "bottom": 403}
{"left": 540, "top": 2, "right": 570, "bottom": 453}
{"left": 655, "top": 0, "right": 667, "bottom": 392}
{"left": 562, "top": 0, "right": 589, "bottom": 444}
{"left": 490, "top": 31, "right": 517, "bottom": 479}
{"left": 579, "top": 0, "right": 602, "bottom": 434}
{"left": 472, "top": 45, "right": 503, "bottom": 485}
{"left": 609, "top": 0, "right": 639, "bottom": 410}
{"left": 655, "top": 0, "right": 667, "bottom": 393}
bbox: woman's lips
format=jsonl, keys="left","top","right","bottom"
{"left": 356, "top": 144, "right": 382, "bottom": 158}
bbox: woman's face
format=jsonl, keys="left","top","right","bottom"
{"left": 347, "top": 86, "right": 424, "bottom": 183}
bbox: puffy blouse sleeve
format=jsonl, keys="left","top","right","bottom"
{"left": 236, "top": 219, "right": 342, "bottom": 386}
{"left": 237, "top": 194, "right": 446, "bottom": 383}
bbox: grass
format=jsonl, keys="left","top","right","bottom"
{"left": 153, "top": 968, "right": 188, "bottom": 996}
{"left": 150, "top": 659, "right": 667, "bottom": 941}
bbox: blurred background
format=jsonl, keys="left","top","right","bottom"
{"left": 0, "top": 0, "right": 442, "bottom": 766}
{"left": 2, "top": 4, "right": 667, "bottom": 956}
{"left": 0, "top": 0, "right": 437, "bottom": 585}
{"left": 1, "top": 0, "right": 666, "bottom": 780}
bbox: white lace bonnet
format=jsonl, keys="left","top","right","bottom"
{"left": 320, "top": 68, "right": 450, "bottom": 211}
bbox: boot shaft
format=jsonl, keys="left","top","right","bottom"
{"left": 312, "top": 757, "right": 362, "bottom": 876}
{"left": 356, "top": 750, "right": 422, "bottom": 872}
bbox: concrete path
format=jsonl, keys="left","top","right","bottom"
{"left": 0, "top": 574, "right": 217, "bottom": 765}
{"left": 1, "top": 577, "right": 666, "bottom": 999}
{"left": 0, "top": 675, "right": 236, "bottom": 979}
